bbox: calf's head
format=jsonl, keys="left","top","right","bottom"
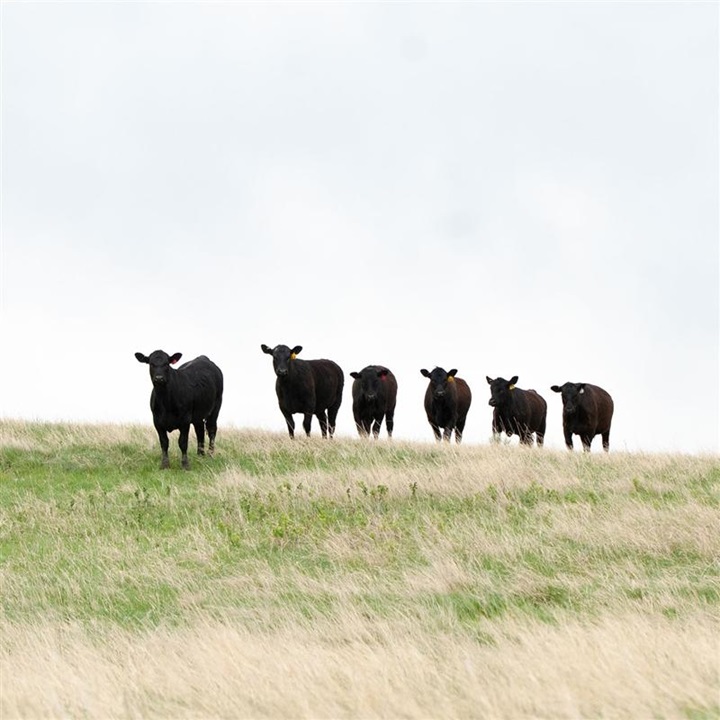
{"left": 350, "top": 367, "right": 390, "bottom": 401}
{"left": 420, "top": 367, "right": 458, "bottom": 399}
{"left": 261, "top": 344, "right": 302, "bottom": 377}
{"left": 551, "top": 382, "right": 586, "bottom": 414}
{"left": 486, "top": 376, "right": 518, "bottom": 407}
{"left": 135, "top": 350, "right": 182, "bottom": 387}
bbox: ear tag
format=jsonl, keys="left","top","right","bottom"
{"left": 290, "top": 353, "right": 297, "bottom": 360}
{"left": 579, "top": 388, "right": 584, "bottom": 394}
{"left": 447, "top": 376, "right": 455, "bottom": 383}
{"left": 509, "top": 385, "right": 516, "bottom": 391}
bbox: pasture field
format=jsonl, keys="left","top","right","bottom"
{"left": 0, "top": 420, "right": 718, "bottom": 719}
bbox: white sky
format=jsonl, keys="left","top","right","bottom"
{"left": 1, "top": 2, "right": 718, "bottom": 454}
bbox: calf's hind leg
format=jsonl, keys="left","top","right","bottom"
{"left": 385, "top": 406, "right": 395, "bottom": 438}
{"left": 602, "top": 429, "right": 610, "bottom": 452}
{"left": 206, "top": 406, "right": 220, "bottom": 456}
{"left": 454, "top": 416, "right": 467, "bottom": 444}
{"left": 193, "top": 420, "right": 206, "bottom": 456}
{"left": 315, "top": 410, "right": 329, "bottom": 438}
{"left": 327, "top": 398, "right": 342, "bottom": 439}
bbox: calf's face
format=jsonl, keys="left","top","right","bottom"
{"left": 551, "top": 382, "right": 586, "bottom": 414}
{"left": 486, "top": 376, "right": 519, "bottom": 407}
{"left": 261, "top": 344, "right": 302, "bottom": 377}
{"left": 135, "top": 350, "right": 182, "bottom": 387}
{"left": 420, "top": 367, "right": 458, "bottom": 399}
{"left": 350, "top": 367, "right": 389, "bottom": 400}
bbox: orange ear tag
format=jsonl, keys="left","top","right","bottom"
{"left": 509, "top": 385, "right": 516, "bottom": 391}
{"left": 290, "top": 353, "right": 297, "bottom": 360}
{"left": 447, "top": 376, "right": 455, "bottom": 383}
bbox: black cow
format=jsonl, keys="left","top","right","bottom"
{"left": 349, "top": 365, "right": 398, "bottom": 439}
{"left": 135, "top": 350, "right": 223, "bottom": 469}
{"left": 550, "top": 382, "right": 614, "bottom": 452}
{"left": 420, "top": 367, "right": 472, "bottom": 443}
{"left": 261, "top": 344, "right": 344, "bottom": 438}
{"left": 486, "top": 375, "right": 547, "bottom": 446}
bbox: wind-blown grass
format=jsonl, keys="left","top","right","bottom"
{"left": 1, "top": 420, "right": 718, "bottom": 718}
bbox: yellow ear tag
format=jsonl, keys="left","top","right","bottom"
{"left": 290, "top": 353, "right": 297, "bottom": 360}
{"left": 447, "top": 376, "right": 455, "bottom": 383}
{"left": 509, "top": 384, "right": 516, "bottom": 391}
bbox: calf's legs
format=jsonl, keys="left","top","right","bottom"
{"left": 206, "top": 404, "right": 220, "bottom": 456}
{"left": 303, "top": 413, "right": 314, "bottom": 436}
{"left": 156, "top": 426, "right": 171, "bottom": 469}
{"left": 193, "top": 420, "right": 206, "bottom": 455}
{"left": 327, "top": 398, "right": 342, "bottom": 438}
{"left": 385, "top": 408, "right": 395, "bottom": 438}
{"left": 282, "top": 411, "right": 296, "bottom": 438}
{"left": 602, "top": 429, "right": 610, "bottom": 452}
{"left": 315, "top": 411, "right": 328, "bottom": 438}
{"left": 454, "top": 417, "right": 466, "bottom": 444}
{"left": 178, "top": 425, "right": 191, "bottom": 469}
{"left": 155, "top": 423, "right": 204, "bottom": 470}
{"left": 371, "top": 413, "right": 383, "bottom": 439}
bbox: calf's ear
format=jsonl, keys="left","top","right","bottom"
{"left": 420, "top": 368, "right": 430, "bottom": 377}
{"left": 448, "top": 369, "right": 458, "bottom": 378}
{"left": 261, "top": 344, "right": 273, "bottom": 355}
{"left": 486, "top": 376, "right": 493, "bottom": 384}
{"left": 291, "top": 346, "right": 303, "bottom": 356}
{"left": 135, "top": 353, "right": 149, "bottom": 364}
{"left": 510, "top": 376, "right": 519, "bottom": 386}
{"left": 169, "top": 353, "right": 182, "bottom": 365}
{"left": 550, "top": 385, "right": 562, "bottom": 393}
{"left": 350, "top": 372, "right": 360, "bottom": 379}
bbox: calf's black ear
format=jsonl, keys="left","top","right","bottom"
{"left": 420, "top": 368, "right": 430, "bottom": 377}
{"left": 135, "top": 352, "right": 149, "bottom": 364}
{"left": 261, "top": 344, "right": 273, "bottom": 355}
{"left": 291, "top": 345, "right": 303, "bottom": 356}
{"left": 510, "top": 375, "right": 519, "bottom": 386}
{"left": 350, "top": 372, "right": 360, "bottom": 379}
{"left": 486, "top": 376, "right": 493, "bottom": 384}
{"left": 551, "top": 385, "right": 562, "bottom": 393}
{"left": 169, "top": 353, "right": 182, "bottom": 365}
{"left": 448, "top": 369, "right": 458, "bottom": 378}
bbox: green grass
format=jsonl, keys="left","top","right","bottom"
{"left": 2, "top": 420, "right": 718, "bottom": 635}
{"left": 1, "top": 421, "right": 718, "bottom": 718}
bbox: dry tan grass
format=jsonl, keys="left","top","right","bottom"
{"left": 2, "top": 422, "right": 718, "bottom": 718}
{"left": 2, "top": 612, "right": 717, "bottom": 719}
{"left": 0, "top": 421, "right": 158, "bottom": 459}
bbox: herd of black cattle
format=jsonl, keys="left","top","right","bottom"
{"left": 135, "top": 345, "right": 615, "bottom": 470}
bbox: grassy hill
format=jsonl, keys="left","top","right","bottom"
{"left": 1, "top": 420, "right": 718, "bottom": 718}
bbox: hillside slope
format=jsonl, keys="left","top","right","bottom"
{"left": 1, "top": 421, "right": 718, "bottom": 718}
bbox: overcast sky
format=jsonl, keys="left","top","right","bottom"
{"left": 1, "top": 1, "right": 718, "bottom": 454}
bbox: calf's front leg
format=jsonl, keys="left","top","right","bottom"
{"left": 178, "top": 424, "right": 191, "bottom": 470}
{"left": 156, "top": 425, "right": 171, "bottom": 469}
